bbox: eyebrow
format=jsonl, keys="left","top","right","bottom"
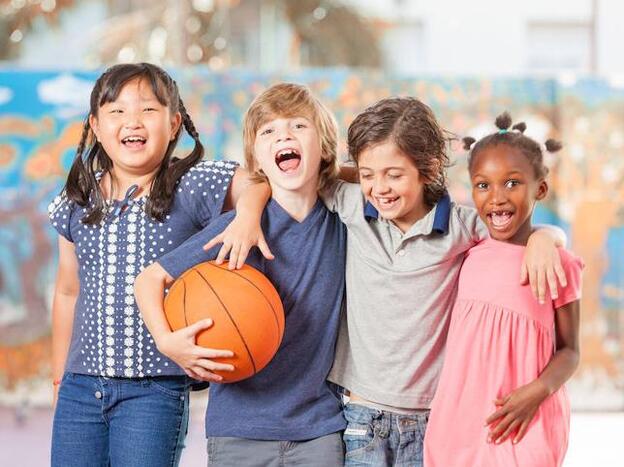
{"left": 358, "top": 166, "right": 406, "bottom": 171}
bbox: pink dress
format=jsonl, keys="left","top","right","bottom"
{"left": 424, "top": 238, "right": 583, "bottom": 467}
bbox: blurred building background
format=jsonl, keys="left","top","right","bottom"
{"left": 1, "top": 0, "right": 624, "bottom": 465}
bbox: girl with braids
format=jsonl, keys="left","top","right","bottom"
{"left": 48, "top": 63, "right": 252, "bottom": 467}
{"left": 424, "top": 112, "right": 582, "bottom": 467}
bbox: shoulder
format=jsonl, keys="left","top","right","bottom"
{"left": 48, "top": 191, "right": 73, "bottom": 216}
{"left": 447, "top": 202, "right": 487, "bottom": 241}
{"left": 177, "top": 159, "right": 238, "bottom": 188}
{"left": 558, "top": 247, "right": 584, "bottom": 272}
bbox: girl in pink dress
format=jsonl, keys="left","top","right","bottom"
{"left": 424, "top": 112, "right": 583, "bottom": 467}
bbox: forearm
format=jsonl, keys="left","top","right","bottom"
{"left": 236, "top": 180, "right": 271, "bottom": 219}
{"left": 535, "top": 348, "right": 580, "bottom": 396}
{"left": 51, "top": 293, "right": 77, "bottom": 380}
{"left": 338, "top": 164, "right": 359, "bottom": 183}
{"left": 134, "top": 264, "right": 175, "bottom": 348}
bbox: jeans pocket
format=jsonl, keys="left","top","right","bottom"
{"left": 147, "top": 376, "right": 188, "bottom": 401}
{"left": 343, "top": 406, "right": 378, "bottom": 458}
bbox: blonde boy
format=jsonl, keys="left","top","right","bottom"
{"left": 135, "top": 83, "right": 347, "bottom": 466}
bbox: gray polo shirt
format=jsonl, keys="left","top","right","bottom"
{"left": 324, "top": 181, "right": 487, "bottom": 409}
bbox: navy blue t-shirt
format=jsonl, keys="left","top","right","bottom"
{"left": 158, "top": 198, "right": 347, "bottom": 441}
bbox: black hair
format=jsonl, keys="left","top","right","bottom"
{"left": 65, "top": 62, "right": 204, "bottom": 224}
{"left": 463, "top": 111, "right": 562, "bottom": 179}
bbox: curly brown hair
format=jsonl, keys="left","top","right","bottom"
{"left": 348, "top": 97, "right": 449, "bottom": 207}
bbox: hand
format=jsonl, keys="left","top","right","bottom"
{"left": 156, "top": 319, "right": 235, "bottom": 382}
{"left": 485, "top": 380, "right": 550, "bottom": 445}
{"left": 521, "top": 231, "right": 567, "bottom": 304}
{"left": 203, "top": 214, "right": 274, "bottom": 270}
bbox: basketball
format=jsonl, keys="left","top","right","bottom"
{"left": 163, "top": 261, "right": 285, "bottom": 383}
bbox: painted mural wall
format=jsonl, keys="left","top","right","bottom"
{"left": 0, "top": 69, "right": 622, "bottom": 409}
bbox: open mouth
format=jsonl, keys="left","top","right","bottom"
{"left": 275, "top": 149, "right": 301, "bottom": 173}
{"left": 374, "top": 196, "right": 399, "bottom": 210}
{"left": 121, "top": 135, "right": 147, "bottom": 149}
{"left": 488, "top": 210, "right": 514, "bottom": 230}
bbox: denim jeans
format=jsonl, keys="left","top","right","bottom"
{"left": 206, "top": 432, "right": 344, "bottom": 467}
{"left": 51, "top": 372, "right": 190, "bottom": 467}
{"left": 343, "top": 403, "right": 429, "bottom": 467}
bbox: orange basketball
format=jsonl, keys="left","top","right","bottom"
{"left": 164, "top": 261, "right": 285, "bottom": 383}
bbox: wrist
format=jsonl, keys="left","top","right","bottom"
{"left": 533, "top": 379, "right": 553, "bottom": 398}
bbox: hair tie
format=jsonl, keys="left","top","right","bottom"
{"left": 498, "top": 129, "right": 509, "bottom": 135}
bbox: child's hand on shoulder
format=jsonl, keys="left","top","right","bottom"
{"left": 203, "top": 212, "right": 274, "bottom": 270}
{"left": 485, "top": 380, "right": 550, "bottom": 445}
{"left": 157, "top": 319, "right": 235, "bottom": 382}
{"left": 521, "top": 230, "right": 568, "bottom": 304}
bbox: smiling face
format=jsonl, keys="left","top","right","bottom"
{"left": 252, "top": 115, "right": 323, "bottom": 199}
{"left": 89, "top": 77, "right": 181, "bottom": 178}
{"left": 470, "top": 144, "right": 548, "bottom": 245}
{"left": 358, "top": 139, "right": 429, "bottom": 233}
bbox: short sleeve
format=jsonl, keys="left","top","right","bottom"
{"left": 456, "top": 204, "right": 488, "bottom": 243}
{"left": 48, "top": 191, "right": 74, "bottom": 242}
{"left": 158, "top": 211, "right": 236, "bottom": 279}
{"left": 553, "top": 248, "right": 584, "bottom": 308}
{"left": 175, "top": 159, "right": 239, "bottom": 228}
{"left": 320, "top": 180, "right": 363, "bottom": 224}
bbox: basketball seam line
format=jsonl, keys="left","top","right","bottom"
{"left": 206, "top": 262, "right": 283, "bottom": 346}
{"left": 182, "top": 280, "right": 189, "bottom": 327}
{"left": 192, "top": 267, "right": 258, "bottom": 375}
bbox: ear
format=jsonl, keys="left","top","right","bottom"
{"left": 88, "top": 114, "right": 100, "bottom": 142}
{"left": 535, "top": 178, "right": 548, "bottom": 201}
{"left": 170, "top": 111, "right": 182, "bottom": 141}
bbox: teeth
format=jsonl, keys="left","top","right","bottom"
{"left": 122, "top": 136, "right": 146, "bottom": 143}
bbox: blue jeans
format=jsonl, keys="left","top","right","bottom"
{"left": 51, "top": 372, "right": 190, "bottom": 467}
{"left": 343, "top": 403, "right": 429, "bottom": 467}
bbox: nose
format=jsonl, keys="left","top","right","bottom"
{"left": 123, "top": 110, "right": 143, "bottom": 129}
{"left": 489, "top": 185, "right": 507, "bottom": 205}
{"left": 274, "top": 126, "right": 293, "bottom": 143}
{"left": 372, "top": 176, "right": 390, "bottom": 194}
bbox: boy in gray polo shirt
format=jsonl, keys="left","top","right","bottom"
{"left": 212, "top": 97, "right": 566, "bottom": 466}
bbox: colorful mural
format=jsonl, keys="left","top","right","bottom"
{"left": 0, "top": 69, "right": 622, "bottom": 408}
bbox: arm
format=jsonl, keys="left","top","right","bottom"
{"left": 51, "top": 237, "right": 79, "bottom": 407}
{"left": 134, "top": 262, "right": 235, "bottom": 382}
{"left": 338, "top": 164, "right": 359, "bottom": 183}
{"left": 522, "top": 225, "right": 568, "bottom": 304}
{"left": 486, "top": 300, "right": 580, "bottom": 444}
{"left": 221, "top": 166, "right": 253, "bottom": 212}
{"left": 204, "top": 181, "right": 273, "bottom": 270}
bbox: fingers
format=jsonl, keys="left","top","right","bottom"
{"left": 536, "top": 267, "right": 546, "bottom": 304}
{"left": 187, "top": 366, "right": 224, "bottom": 383}
{"left": 203, "top": 233, "right": 224, "bottom": 252}
{"left": 513, "top": 419, "right": 530, "bottom": 444}
{"left": 546, "top": 265, "right": 558, "bottom": 301}
{"left": 184, "top": 318, "right": 214, "bottom": 337}
{"left": 258, "top": 236, "right": 275, "bottom": 261}
{"left": 234, "top": 244, "right": 251, "bottom": 270}
{"left": 485, "top": 406, "right": 506, "bottom": 425}
{"left": 528, "top": 265, "right": 538, "bottom": 300}
{"left": 554, "top": 255, "right": 567, "bottom": 288}
{"left": 227, "top": 243, "right": 242, "bottom": 270}
{"left": 519, "top": 258, "right": 528, "bottom": 285}
{"left": 215, "top": 241, "right": 232, "bottom": 265}
{"left": 496, "top": 419, "right": 521, "bottom": 444}
{"left": 488, "top": 413, "right": 514, "bottom": 443}
{"left": 195, "top": 347, "right": 234, "bottom": 360}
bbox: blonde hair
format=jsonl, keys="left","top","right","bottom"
{"left": 242, "top": 82, "right": 339, "bottom": 193}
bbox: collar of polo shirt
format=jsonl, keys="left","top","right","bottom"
{"left": 363, "top": 193, "right": 451, "bottom": 235}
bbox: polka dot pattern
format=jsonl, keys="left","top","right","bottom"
{"left": 48, "top": 160, "right": 238, "bottom": 377}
